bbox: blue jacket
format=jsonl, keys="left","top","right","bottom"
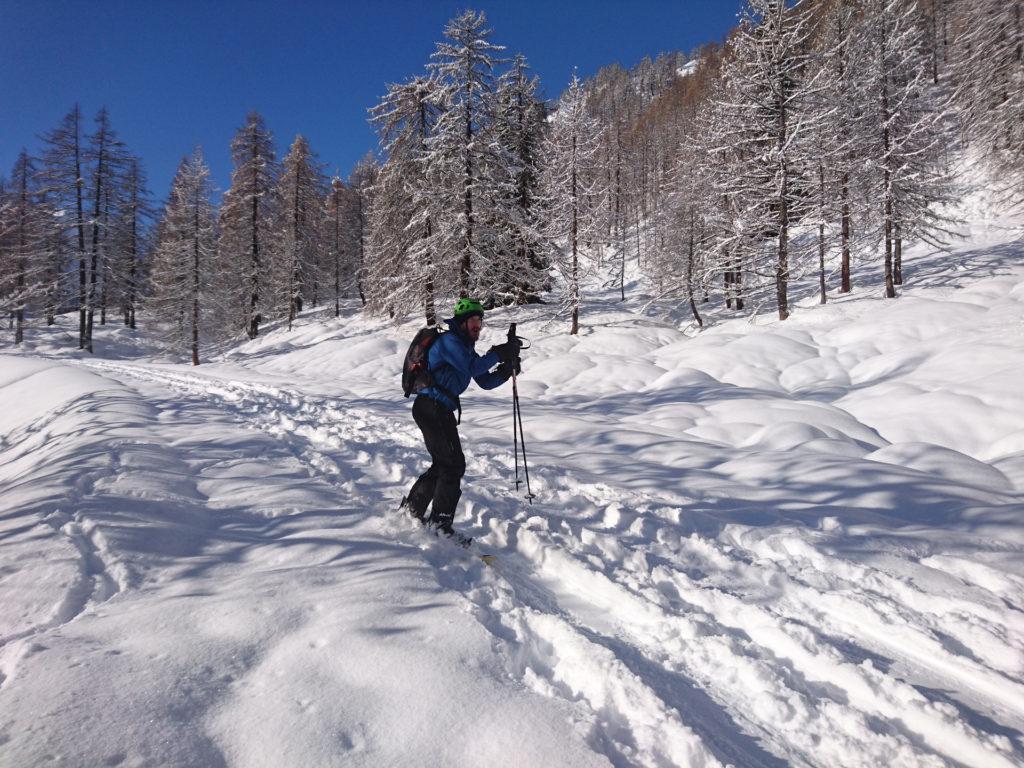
{"left": 419, "top": 316, "right": 506, "bottom": 411}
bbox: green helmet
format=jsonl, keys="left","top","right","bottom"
{"left": 453, "top": 297, "right": 485, "bottom": 319}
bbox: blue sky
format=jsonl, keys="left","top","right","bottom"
{"left": 1, "top": 0, "right": 740, "bottom": 202}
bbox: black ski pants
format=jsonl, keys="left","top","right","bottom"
{"left": 408, "top": 395, "right": 465, "bottom": 532}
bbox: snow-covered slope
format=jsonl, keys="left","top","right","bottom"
{"left": 2, "top": 226, "right": 1023, "bottom": 766}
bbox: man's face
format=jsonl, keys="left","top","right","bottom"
{"left": 464, "top": 315, "right": 483, "bottom": 343}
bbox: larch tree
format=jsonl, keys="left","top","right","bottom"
{"left": 710, "top": 0, "right": 826, "bottom": 321}
{"left": 858, "top": 0, "right": 959, "bottom": 297}
{"left": 490, "top": 53, "right": 548, "bottom": 305}
{"left": 1, "top": 152, "right": 49, "bottom": 344}
{"left": 41, "top": 105, "right": 89, "bottom": 348}
{"left": 149, "top": 149, "right": 216, "bottom": 365}
{"left": 803, "top": 0, "right": 865, "bottom": 303}
{"left": 347, "top": 153, "right": 378, "bottom": 308}
{"left": 219, "top": 112, "right": 279, "bottom": 339}
{"left": 275, "top": 135, "right": 326, "bottom": 330}
{"left": 426, "top": 9, "right": 505, "bottom": 298}
{"left": 539, "top": 73, "right": 607, "bottom": 335}
{"left": 110, "top": 158, "right": 152, "bottom": 330}
{"left": 954, "top": 0, "right": 1024, "bottom": 197}
{"left": 369, "top": 75, "right": 442, "bottom": 323}
{"left": 84, "top": 107, "right": 129, "bottom": 350}
{"left": 325, "top": 177, "right": 351, "bottom": 318}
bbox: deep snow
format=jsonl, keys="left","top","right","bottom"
{"left": 1, "top": 219, "right": 1023, "bottom": 767}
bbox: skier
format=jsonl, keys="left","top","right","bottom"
{"left": 402, "top": 298, "right": 521, "bottom": 542}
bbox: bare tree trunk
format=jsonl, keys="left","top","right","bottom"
{"left": 461, "top": 77, "right": 473, "bottom": 297}
{"left": 735, "top": 261, "right": 744, "bottom": 310}
{"left": 840, "top": 171, "right": 852, "bottom": 293}
{"left": 14, "top": 173, "right": 27, "bottom": 345}
{"left": 87, "top": 130, "right": 107, "bottom": 353}
{"left": 893, "top": 221, "right": 903, "bottom": 285}
{"left": 777, "top": 121, "right": 790, "bottom": 320}
{"left": 248, "top": 129, "right": 262, "bottom": 339}
{"left": 884, "top": 196, "right": 895, "bottom": 298}
{"left": 425, "top": 220, "right": 436, "bottom": 326}
{"left": 192, "top": 192, "right": 201, "bottom": 366}
{"left": 686, "top": 217, "right": 703, "bottom": 328}
{"left": 71, "top": 110, "right": 88, "bottom": 350}
{"left": 880, "top": 22, "right": 897, "bottom": 299}
{"left": 571, "top": 134, "right": 580, "bottom": 335}
{"left": 818, "top": 161, "right": 827, "bottom": 304}
{"left": 725, "top": 259, "right": 734, "bottom": 309}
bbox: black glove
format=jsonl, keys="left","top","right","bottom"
{"left": 490, "top": 340, "right": 519, "bottom": 366}
{"left": 497, "top": 359, "right": 521, "bottom": 379}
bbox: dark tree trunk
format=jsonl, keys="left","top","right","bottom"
{"left": 840, "top": 172, "right": 852, "bottom": 293}
{"left": 818, "top": 161, "right": 827, "bottom": 304}
{"left": 87, "top": 130, "right": 107, "bottom": 353}
{"left": 461, "top": 77, "right": 474, "bottom": 298}
{"left": 571, "top": 134, "right": 580, "bottom": 335}
{"left": 71, "top": 109, "right": 88, "bottom": 350}
{"left": 893, "top": 221, "right": 903, "bottom": 285}
{"left": 357, "top": 193, "right": 366, "bottom": 306}
{"left": 880, "top": 22, "right": 897, "bottom": 299}
{"left": 192, "top": 191, "right": 201, "bottom": 366}
{"left": 686, "top": 218, "right": 703, "bottom": 328}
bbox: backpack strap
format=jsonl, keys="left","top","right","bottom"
{"left": 426, "top": 372, "right": 462, "bottom": 424}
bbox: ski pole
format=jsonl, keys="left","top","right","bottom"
{"left": 508, "top": 323, "right": 534, "bottom": 504}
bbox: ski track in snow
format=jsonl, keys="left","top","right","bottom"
{"left": 76, "top": 358, "right": 1024, "bottom": 768}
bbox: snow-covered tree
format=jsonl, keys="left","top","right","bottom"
{"left": 41, "top": 105, "right": 89, "bottom": 348}
{"left": 84, "top": 107, "right": 130, "bottom": 349}
{"left": 368, "top": 75, "right": 442, "bottom": 323}
{"left": 953, "top": 0, "right": 1024, "bottom": 197}
{"left": 709, "top": 0, "right": 828, "bottom": 321}
{"left": 425, "top": 9, "right": 505, "bottom": 298}
{"left": 149, "top": 149, "right": 216, "bottom": 365}
{"left": 325, "top": 178, "right": 352, "bottom": 318}
{"left": 108, "top": 159, "right": 152, "bottom": 329}
{"left": 652, "top": 137, "right": 716, "bottom": 328}
{"left": 806, "top": 0, "right": 866, "bottom": 300}
{"left": 275, "top": 135, "right": 326, "bottom": 330}
{"left": 219, "top": 112, "right": 279, "bottom": 338}
{"left": 540, "top": 73, "right": 607, "bottom": 335}
{"left": 858, "top": 0, "right": 959, "bottom": 297}
{"left": 0, "top": 152, "right": 51, "bottom": 344}
{"left": 348, "top": 153, "right": 377, "bottom": 308}
{"left": 489, "top": 53, "right": 548, "bottom": 304}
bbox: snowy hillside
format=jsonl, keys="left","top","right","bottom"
{"left": 2, "top": 221, "right": 1024, "bottom": 767}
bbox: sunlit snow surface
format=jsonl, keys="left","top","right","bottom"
{"left": 2, "top": 228, "right": 1024, "bottom": 767}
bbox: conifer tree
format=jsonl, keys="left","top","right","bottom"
{"left": 275, "top": 135, "right": 326, "bottom": 330}
{"left": 41, "top": 105, "right": 89, "bottom": 348}
{"left": 953, "top": 0, "right": 1024, "bottom": 195}
{"left": 325, "top": 178, "right": 350, "bottom": 318}
{"left": 540, "top": 73, "right": 606, "bottom": 335}
{"left": 858, "top": 0, "right": 959, "bottom": 297}
{"left": 219, "top": 112, "right": 279, "bottom": 338}
{"left": 149, "top": 149, "right": 216, "bottom": 364}
{"left": 84, "top": 107, "right": 129, "bottom": 349}
{"left": 110, "top": 159, "right": 152, "bottom": 329}
{"left": 1, "top": 152, "right": 49, "bottom": 343}
{"left": 369, "top": 76, "right": 442, "bottom": 323}
{"left": 426, "top": 9, "right": 505, "bottom": 297}
{"left": 348, "top": 153, "right": 378, "bottom": 308}
{"left": 709, "top": 0, "right": 826, "bottom": 320}
{"left": 491, "top": 53, "right": 548, "bottom": 304}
